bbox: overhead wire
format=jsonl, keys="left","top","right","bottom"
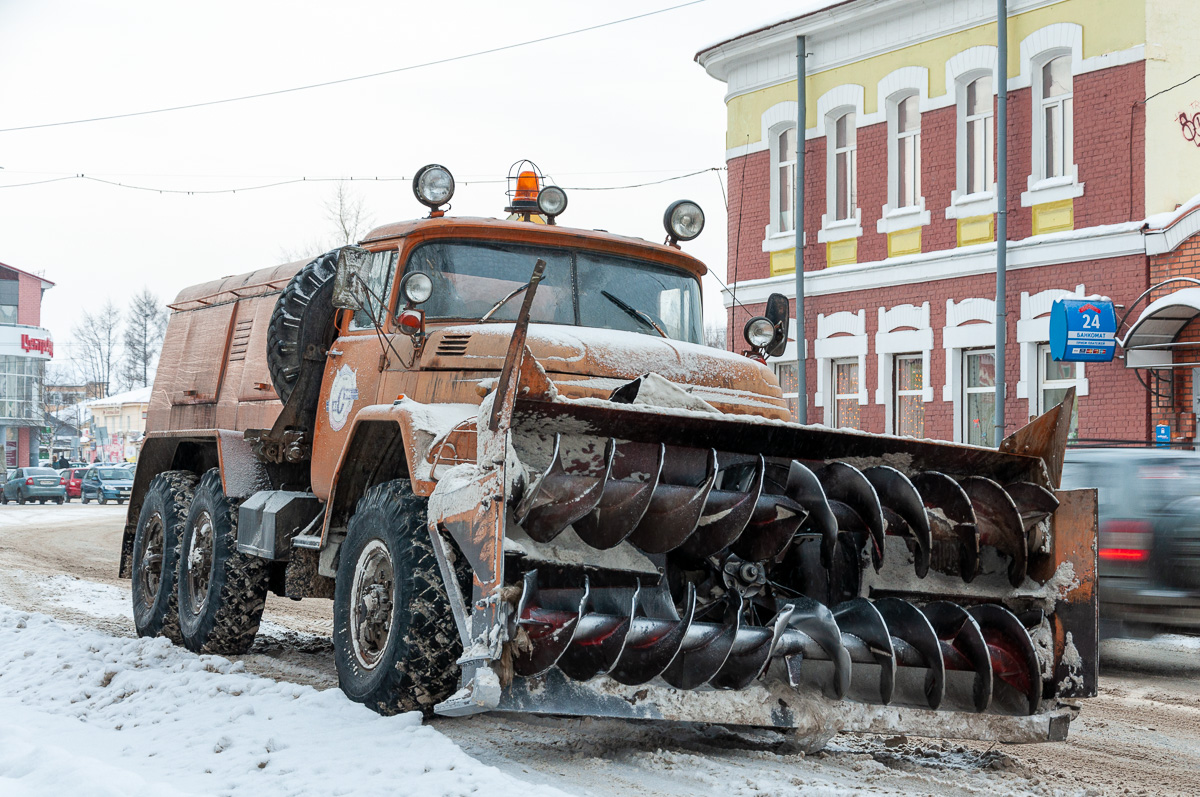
{"left": 0, "top": 168, "right": 720, "bottom": 196}
{"left": 0, "top": 0, "right": 707, "bottom": 134}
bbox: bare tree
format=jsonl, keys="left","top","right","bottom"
{"left": 279, "top": 180, "right": 374, "bottom": 262}
{"left": 72, "top": 300, "right": 122, "bottom": 396}
{"left": 704, "top": 321, "right": 728, "bottom": 350}
{"left": 121, "top": 288, "right": 168, "bottom": 390}
{"left": 325, "top": 180, "right": 374, "bottom": 246}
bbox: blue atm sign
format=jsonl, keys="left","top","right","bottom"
{"left": 1049, "top": 298, "right": 1117, "bottom": 362}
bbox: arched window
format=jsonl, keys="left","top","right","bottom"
{"left": 964, "top": 75, "right": 994, "bottom": 194}
{"left": 831, "top": 111, "right": 857, "bottom": 221}
{"left": 894, "top": 94, "right": 921, "bottom": 208}
{"left": 1040, "top": 56, "right": 1073, "bottom": 179}
{"left": 777, "top": 127, "right": 797, "bottom": 232}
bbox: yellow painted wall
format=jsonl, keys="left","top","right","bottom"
{"left": 725, "top": 0, "right": 1146, "bottom": 150}
{"left": 1144, "top": 0, "right": 1200, "bottom": 215}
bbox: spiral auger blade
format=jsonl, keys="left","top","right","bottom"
{"left": 922, "top": 601, "right": 993, "bottom": 713}
{"left": 782, "top": 461, "right": 840, "bottom": 568}
{"left": 969, "top": 604, "right": 1042, "bottom": 716}
{"left": 661, "top": 599, "right": 740, "bottom": 690}
{"left": 574, "top": 442, "right": 663, "bottom": 550}
{"left": 960, "top": 476, "right": 1029, "bottom": 587}
{"left": 863, "top": 466, "right": 933, "bottom": 578}
{"left": 1004, "top": 481, "right": 1060, "bottom": 552}
{"left": 911, "top": 471, "right": 981, "bottom": 583}
{"left": 515, "top": 434, "right": 610, "bottom": 543}
{"left": 875, "top": 597, "right": 946, "bottom": 709}
{"left": 513, "top": 570, "right": 588, "bottom": 677}
{"left": 832, "top": 597, "right": 894, "bottom": 703}
{"left": 815, "top": 462, "right": 887, "bottom": 571}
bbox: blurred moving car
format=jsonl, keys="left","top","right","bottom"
{"left": 58, "top": 467, "right": 88, "bottom": 502}
{"left": 1062, "top": 447, "right": 1200, "bottom": 636}
{"left": 80, "top": 466, "right": 134, "bottom": 505}
{"left": 1, "top": 467, "right": 67, "bottom": 505}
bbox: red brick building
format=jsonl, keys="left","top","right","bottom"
{"left": 697, "top": 0, "right": 1200, "bottom": 445}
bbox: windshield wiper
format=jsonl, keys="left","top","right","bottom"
{"left": 601, "top": 291, "right": 666, "bottom": 337}
{"left": 480, "top": 283, "right": 530, "bottom": 323}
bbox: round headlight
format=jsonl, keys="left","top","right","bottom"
{"left": 744, "top": 317, "right": 775, "bottom": 348}
{"left": 400, "top": 272, "right": 433, "bottom": 305}
{"left": 664, "top": 200, "right": 705, "bottom": 242}
{"left": 413, "top": 164, "right": 455, "bottom": 208}
{"left": 537, "top": 185, "right": 568, "bottom": 217}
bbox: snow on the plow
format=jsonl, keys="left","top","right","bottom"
{"left": 0, "top": 604, "right": 569, "bottom": 797}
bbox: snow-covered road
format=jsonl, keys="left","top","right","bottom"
{"left": 2, "top": 503, "right": 1199, "bottom": 796}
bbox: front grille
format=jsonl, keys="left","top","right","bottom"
{"left": 436, "top": 333, "right": 471, "bottom": 357}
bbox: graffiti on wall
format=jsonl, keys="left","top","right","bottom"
{"left": 1181, "top": 110, "right": 1200, "bottom": 147}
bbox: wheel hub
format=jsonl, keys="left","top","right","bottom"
{"left": 350, "top": 539, "right": 395, "bottom": 670}
{"left": 185, "top": 511, "right": 215, "bottom": 615}
{"left": 137, "top": 511, "right": 165, "bottom": 604}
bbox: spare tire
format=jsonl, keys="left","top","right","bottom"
{"left": 267, "top": 249, "right": 340, "bottom": 404}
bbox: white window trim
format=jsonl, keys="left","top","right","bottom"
{"left": 1019, "top": 24, "right": 1085, "bottom": 209}
{"left": 833, "top": 358, "right": 863, "bottom": 429}
{"left": 762, "top": 101, "right": 800, "bottom": 249}
{"left": 1036, "top": 342, "right": 1081, "bottom": 415}
{"left": 874, "top": 302, "right": 934, "bottom": 435}
{"left": 946, "top": 46, "right": 999, "bottom": 221}
{"left": 1015, "top": 284, "right": 1089, "bottom": 402}
{"left": 816, "top": 85, "right": 865, "bottom": 244}
{"left": 893, "top": 353, "right": 927, "bottom": 438}
{"left": 814, "top": 310, "right": 867, "bottom": 424}
{"left": 943, "top": 297, "right": 997, "bottom": 443}
{"left": 877, "top": 67, "right": 931, "bottom": 235}
{"left": 962, "top": 348, "right": 998, "bottom": 446}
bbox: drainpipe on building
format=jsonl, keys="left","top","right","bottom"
{"left": 994, "top": 0, "right": 1009, "bottom": 446}
{"left": 795, "top": 35, "right": 808, "bottom": 424}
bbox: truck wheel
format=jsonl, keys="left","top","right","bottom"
{"left": 131, "top": 471, "right": 198, "bottom": 643}
{"left": 334, "top": 479, "right": 469, "bottom": 717}
{"left": 266, "top": 250, "right": 339, "bottom": 404}
{"left": 177, "top": 469, "right": 269, "bottom": 655}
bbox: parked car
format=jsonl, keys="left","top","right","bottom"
{"left": 59, "top": 467, "right": 89, "bottom": 501}
{"left": 1, "top": 467, "right": 67, "bottom": 505}
{"left": 81, "top": 467, "right": 134, "bottom": 505}
{"left": 1062, "top": 447, "right": 1200, "bottom": 637}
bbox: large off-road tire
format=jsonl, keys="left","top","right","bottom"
{"left": 177, "top": 469, "right": 269, "bottom": 655}
{"left": 131, "top": 471, "right": 198, "bottom": 643}
{"left": 334, "top": 480, "right": 469, "bottom": 717}
{"left": 266, "top": 250, "right": 339, "bottom": 404}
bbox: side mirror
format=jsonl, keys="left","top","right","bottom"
{"left": 331, "top": 246, "right": 372, "bottom": 310}
{"left": 764, "top": 293, "right": 790, "bottom": 358}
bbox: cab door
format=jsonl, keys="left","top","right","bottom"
{"left": 310, "top": 249, "right": 415, "bottom": 501}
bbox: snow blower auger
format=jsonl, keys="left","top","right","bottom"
{"left": 429, "top": 263, "right": 1097, "bottom": 748}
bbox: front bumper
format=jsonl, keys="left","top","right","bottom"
{"left": 1101, "top": 581, "right": 1200, "bottom": 628}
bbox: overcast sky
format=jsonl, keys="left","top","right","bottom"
{"left": 0, "top": 0, "right": 809, "bottom": 373}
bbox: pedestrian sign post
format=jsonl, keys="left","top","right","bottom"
{"left": 1049, "top": 299, "right": 1116, "bottom": 363}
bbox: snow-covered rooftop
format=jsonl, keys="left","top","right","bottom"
{"left": 86, "top": 385, "right": 152, "bottom": 408}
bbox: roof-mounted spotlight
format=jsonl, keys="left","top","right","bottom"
{"left": 537, "top": 185, "right": 568, "bottom": 224}
{"left": 663, "top": 199, "right": 704, "bottom": 247}
{"left": 413, "top": 164, "right": 455, "bottom": 216}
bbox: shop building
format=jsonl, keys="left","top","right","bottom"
{"left": 83, "top": 386, "right": 150, "bottom": 464}
{"left": 0, "top": 261, "right": 54, "bottom": 468}
{"left": 697, "top": 0, "right": 1200, "bottom": 445}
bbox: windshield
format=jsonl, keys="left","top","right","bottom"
{"left": 403, "top": 240, "right": 704, "bottom": 344}
{"left": 95, "top": 468, "right": 129, "bottom": 480}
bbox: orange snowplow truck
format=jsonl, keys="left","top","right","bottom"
{"left": 122, "top": 162, "right": 1097, "bottom": 748}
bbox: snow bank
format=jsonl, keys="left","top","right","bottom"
{"left": 0, "top": 604, "right": 569, "bottom": 797}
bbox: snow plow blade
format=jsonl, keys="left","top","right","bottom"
{"left": 427, "top": 312, "right": 1095, "bottom": 745}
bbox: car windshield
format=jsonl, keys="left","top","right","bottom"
{"left": 401, "top": 240, "right": 704, "bottom": 344}
{"left": 96, "top": 468, "right": 129, "bottom": 480}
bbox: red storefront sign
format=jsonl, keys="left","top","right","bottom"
{"left": 20, "top": 335, "right": 53, "bottom": 357}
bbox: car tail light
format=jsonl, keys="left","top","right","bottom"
{"left": 1099, "top": 519, "right": 1151, "bottom": 562}
{"left": 1099, "top": 548, "right": 1149, "bottom": 562}
{"left": 24, "top": 477, "right": 33, "bottom": 485}
{"left": 60, "top": 476, "right": 67, "bottom": 485}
